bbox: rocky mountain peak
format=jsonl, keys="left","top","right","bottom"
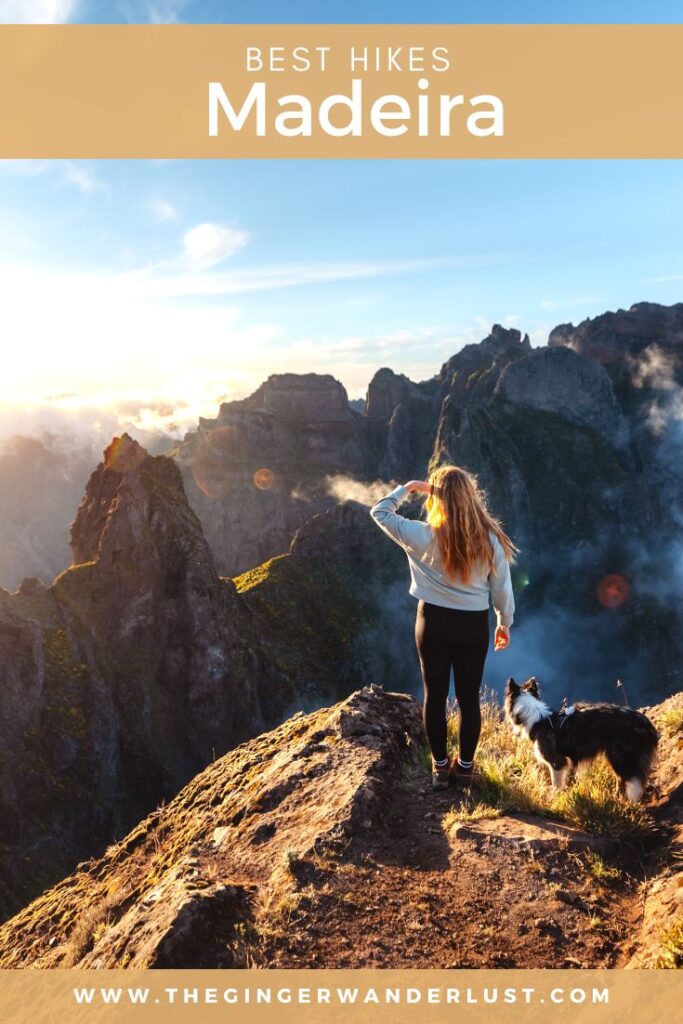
{"left": 548, "top": 301, "right": 683, "bottom": 364}
{"left": 435, "top": 323, "right": 531, "bottom": 410}
{"left": 102, "top": 432, "right": 146, "bottom": 473}
{"left": 365, "top": 366, "right": 426, "bottom": 421}
{"left": 70, "top": 433, "right": 207, "bottom": 571}
{"left": 488, "top": 323, "right": 532, "bottom": 348}
{"left": 495, "top": 344, "right": 628, "bottom": 445}
{"left": 220, "top": 372, "right": 355, "bottom": 424}
{"left": 290, "top": 500, "right": 383, "bottom": 569}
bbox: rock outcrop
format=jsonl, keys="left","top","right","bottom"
{"left": 626, "top": 693, "right": 683, "bottom": 968}
{"left": 1, "top": 686, "right": 679, "bottom": 970}
{"left": 171, "top": 373, "right": 372, "bottom": 576}
{"left": 495, "top": 345, "right": 628, "bottom": 446}
{"left": 549, "top": 301, "right": 683, "bottom": 368}
{"left": 0, "top": 687, "right": 423, "bottom": 968}
{"left": 436, "top": 323, "right": 532, "bottom": 408}
{"left": 0, "top": 435, "right": 238, "bottom": 919}
{"left": 0, "top": 436, "right": 414, "bottom": 922}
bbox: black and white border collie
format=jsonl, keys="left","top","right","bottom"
{"left": 504, "top": 677, "right": 658, "bottom": 803}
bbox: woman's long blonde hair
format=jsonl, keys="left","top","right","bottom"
{"left": 425, "top": 464, "right": 518, "bottom": 582}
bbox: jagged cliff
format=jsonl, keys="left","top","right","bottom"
{"left": 171, "top": 372, "right": 373, "bottom": 576}
{"left": 0, "top": 686, "right": 680, "bottom": 969}
{"left": 0, "top": 436, "right": 396, "bottom": 922}
{"left": 167, "top": 307, "right": 683, "bottom": 700}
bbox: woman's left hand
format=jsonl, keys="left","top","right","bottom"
{"left": 405, "top": 480, "right": 431, "bottom": 494}
{"left": 494, "top": 625, "right": 511, "bottom": 651}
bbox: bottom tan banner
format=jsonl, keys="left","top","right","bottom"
{"left": 0, "top": 969, "right": 680, "bottom": 1024}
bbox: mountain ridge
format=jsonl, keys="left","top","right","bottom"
{"left": 0, "top": 434, "right": 394, "bottom": 921}
{"left": 1, "top": 685, "right": 680, "bottom": 970}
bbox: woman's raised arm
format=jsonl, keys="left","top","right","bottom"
{"left": 369, "top": 483, "right": 431, "bottom": 555}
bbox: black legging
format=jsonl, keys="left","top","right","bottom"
{"left": 414, "top": 600, "right": 490, "bottom": 764}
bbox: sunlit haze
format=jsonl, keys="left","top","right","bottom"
{"left": 1, "top": 1, "right": 683, "bottom": 441}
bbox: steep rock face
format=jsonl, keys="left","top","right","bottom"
{"left": 62, "top": 435, "right": 247, "bottom": 759}
{"left": 0, "top": 687, "right": 423, "bottom": 968}
{"left": 167, "top": 308, "right": 683, "bottom": 701}
{"left": 0, "top": 435, "right": 248, "bottom": 919}
{"left": 436, "top": 324, "right": 531, "bottom": 407}
{"left": 365, "top": 367, "right": 420, "bottom": 421}
{"left": 172, "top": 373, "right": 372, "bottom": 576}
{"left": 549, "top": 301, "right": 683, "bottom": 366}
{"left": 231, "top": 500, "right": 412, "bottom": 721}
{"left": 364, "top": 367, "right": 438, "bottom": 480}
{"left": 1, "top": 686, "right": 678, "bottom": 970}
{"left": 495, "top": 346, "right": 628, "bottom": 446}
{"left": 0, "top": 438, "right": 411, "bottom": 922}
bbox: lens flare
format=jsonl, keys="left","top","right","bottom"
{"left": 253, "top": 467, "right": 275, "bottom": 490}
{"left": 191, "top": 446, "right": 222, "bottom": 498}
{"left": 190, "top": 426, "right": 240, "bottom": 498}
{"left": 597, "top": 574, "right": 630, "bottom": 609}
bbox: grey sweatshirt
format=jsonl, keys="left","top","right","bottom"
{"left": 369, "top": 484, "right": 515, "bottom": 627}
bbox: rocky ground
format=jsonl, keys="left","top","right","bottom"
{"left": 1, "top": 687, "right": 680, "bottom": 969}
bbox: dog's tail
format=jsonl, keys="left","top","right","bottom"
{"left": 626, "top": 712, "right": 659, "bottom": 801}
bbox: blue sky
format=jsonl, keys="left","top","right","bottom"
{"left": 0, "top": 1, "right": 681, "bottom": 440}
{"left": 11, "top": 1, "right": 683, "bottom": 25}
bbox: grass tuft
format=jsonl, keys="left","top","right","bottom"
{"left": 656, "top": 918, "right": 683, "bottom": 968}
{"left": 583, "top": 850, "right": 622, "bottom": 885}
{"left": 437, "top": 692, "right": 657, "bottom": 845}
{"left": 283, "top": 849, "right": 301, "bottom": 875}
{"left": 658, "top": 707, "right": 683, "bottom": 738}
{"left": 442, "top": 802, "right": 501, "bottom": 827}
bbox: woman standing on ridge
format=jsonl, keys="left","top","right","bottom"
{"left": 370, "top": 465, "right": 517, "bottom": 790}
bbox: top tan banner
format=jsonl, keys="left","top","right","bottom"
{"left": 1, "top": 24, "right": 683, "bottom": 158}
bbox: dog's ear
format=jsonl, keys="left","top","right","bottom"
{"left": 523, "top": 677, "right": 539, "bottom": 697}
{"left": 506, "top": 677, "right": 520, "bottom": 696}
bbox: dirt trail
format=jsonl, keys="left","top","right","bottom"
{"left": 257, "top": 764, "right": 642, "bottom": 969}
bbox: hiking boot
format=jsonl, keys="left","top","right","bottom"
{"left": 432, "top": 759, "right": 451, "bottom": 790}
{"left": 450, "top": 760, "right": 477, "bottom": 788}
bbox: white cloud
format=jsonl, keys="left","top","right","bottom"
{"left": 325, "top": 476, "right": 398, "bottom": 506}
{"left": 182, "top": 222, "right": 249, "bottom": 270}
{"left": 629, "top": 345, "right": 677, "bottom": 391}
{"left": 149, "top": 198, "right": 178, "bottom": 223}
{"left": 0, "top": 0, "right": 77, "bottom": 22}
{"left": 0, "top": 159, "right": 52, "bottom": 176}
{"left": 62, "top": 161, "right": 110, "bottom": 196}
{"left": 146, "top": 1, "right": 188, "bottom": 23}
{"left": 117, "top": 0, "right": 191, "bottom": 23}
{"left": 0, "top": 159, "right": 109, "bottom": 196}
{"left": 642, "top": 273, "right": 683, "bottom": 283}
{"left": 133, "top": 256, "right": 453, "bottom": 299}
